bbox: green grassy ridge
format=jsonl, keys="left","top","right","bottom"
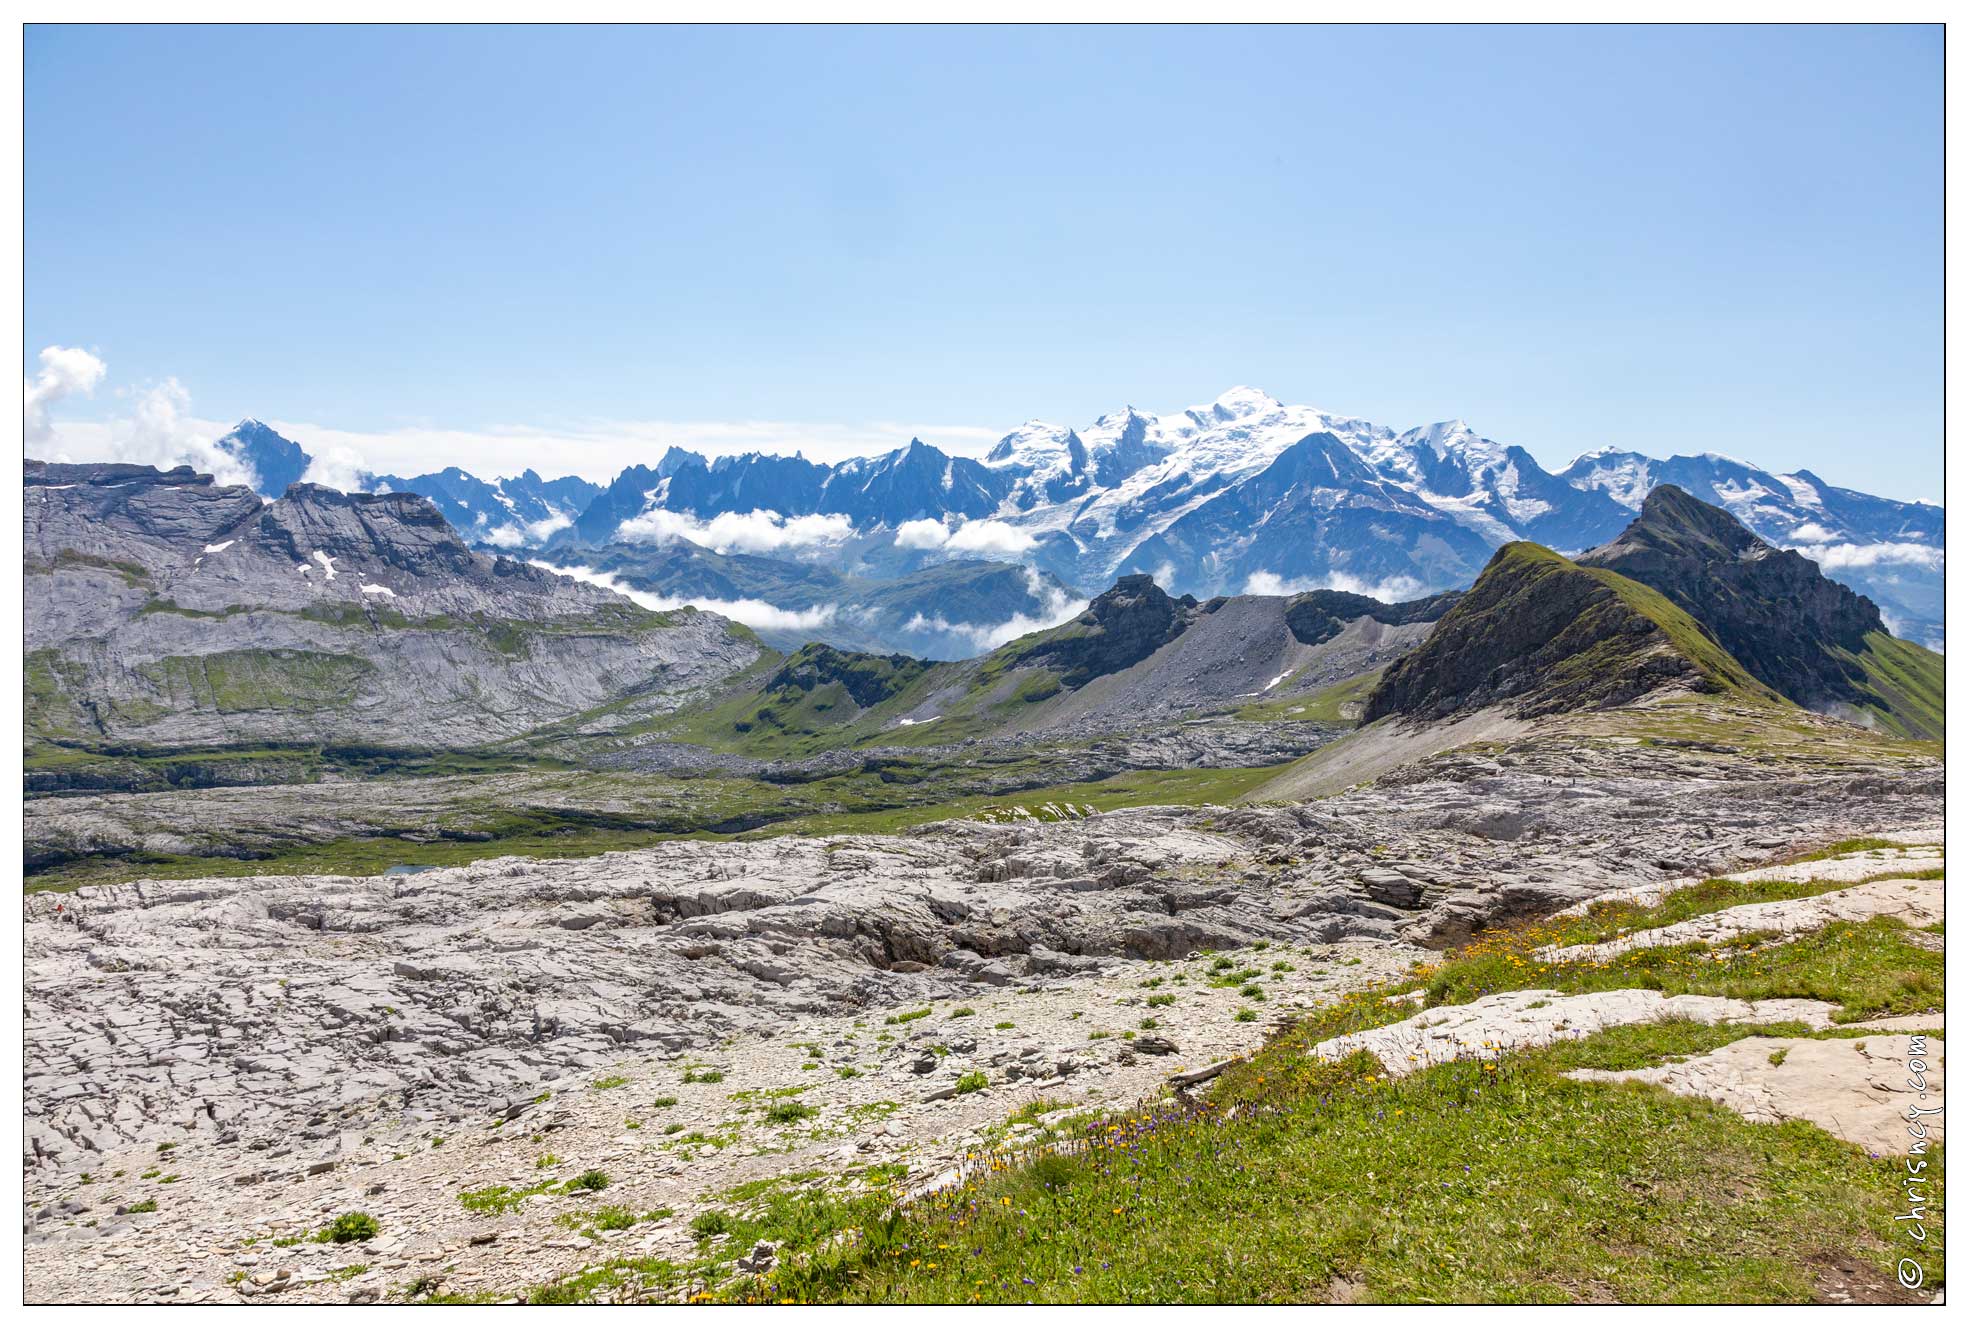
{"left": 654, "top": 644, "right": 1068, "bottom": 757}
{"left": 1575, "top": 560, "right": 1782, "bottom": 702}
{"left": 650, "top": 586, "right": 1169, "bottom": 758}
{"left": 1366, "top": 543, "right": 1785, "bottom": 724}
{"left": 1839, "top": 631, "right": 1945, "bottom": 742}
{"left": 1559, "top": 695, "right": 1942, "bottom": 766}
{"left": 1492, "top": 543, "right": 1779, "bottom": 704}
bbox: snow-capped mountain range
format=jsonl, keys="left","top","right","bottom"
{"left": 207, "top": 388, "right": 1944, "bottom": 649}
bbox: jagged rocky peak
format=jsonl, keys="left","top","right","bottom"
{"left": 217, "top": 419, "right": 312, "bottom": 497}
{"left": 1577, "top": 484, "right": 1940, "bottom": 736}
{"left": 1592, "top": 482, "right": 1788, "bottom": 564}
{"left": 1364, "top": 541, "right": 1772, "bottom": 724}
{"left": 1012, "top": 573, "right": 1200, "bottom": 688}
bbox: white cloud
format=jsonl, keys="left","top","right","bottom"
{"left": 484, "top": 510, "right": 575, "bottom": 548}
{"left": 894, "top": 517, "right": 954, "bottom": 549}
{"left": 1242, "top": 569, "right": 1428, "bottom": 603}
{"left": 300, "top": 444, "right": 372, "bottom": 492}
{"left": 889, "top": 516, "right": 1037, "bottom": 557}
{"left": 527, "top": 510, "right": 574, "bottom": 541}
{"left": 1789, "top": 541, "right": 1944, "bottom": 572}
{"left": 1788, "top": 522, "right": 1840, "bottom": 543}
{"left": 531, "top": 561, "right": 839, "bottom": 632}
{"left": 615, "top": 507, "right": 855, "bottom": 554}
{"left": 24, "top": 346, "right": 107, "bottom": 443}
{"left": 901, "top": 569, "right": 1086, "bottom": 653}
{"left": 45, "top": 376, "right": 262, "bottom": 491}
{"left": 946, "top": 519, "right": 1037, "bottom": 556}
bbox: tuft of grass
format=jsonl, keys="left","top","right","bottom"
{"left": 460, "top": 1182, "right": 551, "bottom": 1214}
{"left": 955, "top": 1071, "right": 989, "bottom": 1095}
{"left": 316, "top": 1212, "right": 379, "bottom": 1244}
{"left": 1784, "top": 837, "right": 1905, "bottom": 864}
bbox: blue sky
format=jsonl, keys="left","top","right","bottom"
{"left": 25, "top": 24, "right": 1942, "bottom": 498}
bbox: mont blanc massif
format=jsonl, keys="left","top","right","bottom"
{"left": 23, "top": 383, "right": 1946, "bottom": 1305}
{"left": 211, "top": 385, "right": 1942, "bottom": 659}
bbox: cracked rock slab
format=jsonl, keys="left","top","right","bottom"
{"left": 1567, "top": 1034, "right": 1945, "bottom": 1156}
{"left": 1310, "top": 988, "right": 1849, "bottom": 1075}
{"left": 1556, "top": 840, "right": 1944, "bottom": 917}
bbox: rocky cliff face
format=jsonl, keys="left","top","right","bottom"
{"left": 1283, "top": 587, "right": 1464, "bottom": 647}
{"left": 1575, "top": 485, "right": 1940, "bottom": 736}
{"left": 25, "top": 462, "right": 765, "bottom": 748}
{"left": 1007, "top": 574, "right": 1198, "bottom": 688}
{"left": 1364, "top": 542, "right": 1771, "bottom": 723}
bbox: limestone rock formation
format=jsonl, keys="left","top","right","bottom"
{"left": 25, "top": 461, "right": 766, "bottom": 748}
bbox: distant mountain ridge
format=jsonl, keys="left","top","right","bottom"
{"left": 24, "top": 460, "right": 763, "bottom": 750}
{"left": 177, "top": 394, "right": 1947, "bottom": 652}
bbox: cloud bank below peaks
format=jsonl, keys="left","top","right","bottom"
{"left": 1242, "top": 569, "right": 1429, "bottom": 603}
{"left": 616, "top": 507, "right": 855, "bottom": 554}
{"left": 893, "top": 516, "right": 1037, "bottom": 557}
{"left": 530, "top": 562, "right": 840, "bottom": 632}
